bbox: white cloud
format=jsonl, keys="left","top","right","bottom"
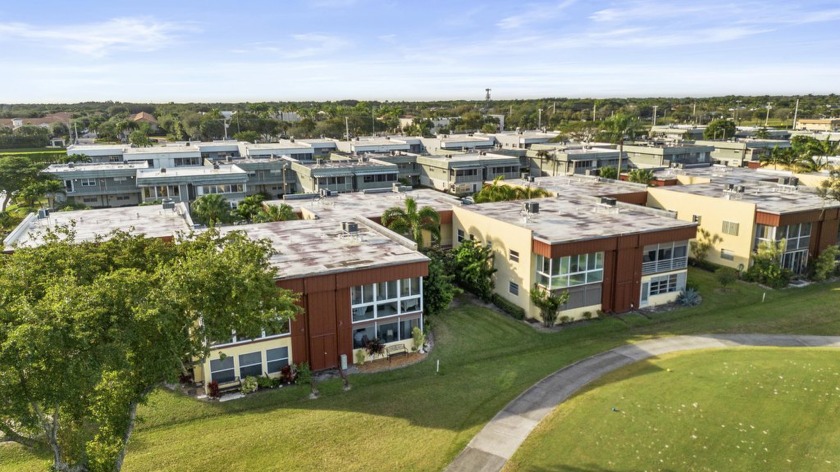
{"left": 0, "top": 17, "right": 187, "bottom": 57}
{"left": 497, "top": 0, "right": 577, "bottom": 29}
{"left": 239, "top": 33, "right": 350, "bottom": 59}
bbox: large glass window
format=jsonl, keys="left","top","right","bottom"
{"left": 210, "top": 357, "right": 235, "bottom": 383}
{"left": 753, "top": 223, "right": 811, "bottom": 273}
{"left": 647, "top": 273, "right": 686, "bottom": 296}
{"left": 266, "top": 347, "right": 289, "bottom": 374}
{"left": 351, "top": 278, "right": 422, "bottom": 322}
{"left": 536, "top": 252, "right": 604, "bottom": 289}
{"left": 238, "top": 352, "right": 263, "bottom": 378}
{"left": 642, "top": 241, "right": 688, "bottom": 274}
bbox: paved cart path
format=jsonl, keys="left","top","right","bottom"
{"left": 445, "top": 334, "right": 840, "bottom": 472}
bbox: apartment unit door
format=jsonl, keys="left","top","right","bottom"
{"left": 309, "top": 333, "right": 337, "bottom": 371}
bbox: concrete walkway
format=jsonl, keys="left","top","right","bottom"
{"left": 445, "top": 334, "right": 840, "bottom": 472}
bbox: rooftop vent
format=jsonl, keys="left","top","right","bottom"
{"left": 523, "top": 201, "right": 540, "bottom": 214}
{"left": 212, "top": 163, "right": 220, "bottom": 170}
{"left": 68, "top": 162, "right": 75, "bottom": 168}
{"left": 600, "top": 197, "right": 617, "bottom": 207}
{"left": 341, "top": 221, "right": 359, "bottom": 234}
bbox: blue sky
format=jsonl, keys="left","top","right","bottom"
{"left": 1, "top": 0, "right": 839, "bottom": 102}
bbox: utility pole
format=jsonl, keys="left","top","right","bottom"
{"left": 764, "top": 103, "right": 772, "bottom": 127}
{"left": 652, "top": 106, "right": 658, "bottom": 127}
{"left": 538, "top": 108, "right": 542, "bottom": 130}
{"left": 693, "top": 102, "right": 697, "bottom": 125}
{"left": 371, "top": 107, "right": 375, "bottom": 136}
{"left": 792, "top": 98, "right": 800, "bottom": 130}
{"left": 345, "top": 116, "right": 350, "bottom": 140}
{"left": 592, "top": 102, "right": 597, "bottom": 122}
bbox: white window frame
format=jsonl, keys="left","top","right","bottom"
{"left": 722, "top": 221, "right": 739, "bottom": 236}
{"left": 210, "top": 356, "right": 236, "bottom": 383}
{"left": 238, "top": 351, "right": 263, "bottom": 379}
{"left": 80, "top": 178, "right": 97, "bottom": 187}
{"left": 457, "top": 229, "right": 465, "bottom": 242}
{"left": 509, "top": 249, "right": 520, "bottom": 262}
{"left": 509, "top": 281, "right": 519, "bottom": 295}
{"left": 266, "top": 347, "right": 289, "bottom": 374}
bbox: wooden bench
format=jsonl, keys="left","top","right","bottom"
{"left": 217, "top": 377, "right": 242, "bottom": 395}
{"left": 386, "top": 344, "right": 408, "bottom": 364}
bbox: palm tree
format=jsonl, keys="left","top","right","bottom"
{"left": 254, "top": 203, "right": 298, "bottom": 222}
{"left": 760, "top": 146, "right": 794, "bottom": 170}
{"left": 627, "top": 168, "right": 655, "bottom": 186}
{"left": 41, "top": 179, "right": 65, "bottom": 209}
{"left": 381, "top": 197, "right": 440, "bottom": 247}
{"left": 600, "top": 113, "right": 640, "bottom": 179}
{"left": 236, "top": 194, "right": 266, "bottom": 222}
{"left": 191, "top": 194, "right": 232, "bottom": 227}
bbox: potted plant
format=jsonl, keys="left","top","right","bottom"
{"left": 365, "top": 337, "right": 385, "bottom": 359}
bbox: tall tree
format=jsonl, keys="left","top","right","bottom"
{"left": 0, "top": 228, "right": 300, "bottom": 472}
{"left": 452, "top": 239, "right": 497, "bottom": 301}
{"left": 236, "top": 194, "right": 267, "bottom": 222}
{"left": 0, "top": 156, "right": 42, "bottom": 211}
{"left": 421, "top": 247, "right": 461, "bottom": 317}
{"left": 381, "top": 197, "right": 440, "bottom": 247}
{"left": 191, "top": 194, "right": 233, "bottom": 227}
{"left": 530, "top": 284, "right": 570, "bottom": 327}
{"left": 600, "top": 113, "right": 640, "bottom": 178}
{"left": 703, "top": 119, "right": 736, "bottom": 140}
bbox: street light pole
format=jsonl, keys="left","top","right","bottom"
{"left": 764, "top": 103, "right": 772, "bottom": 127}
{"left": 538, "top": 108, "right": 542, "bottom": 130}
{"left": 652, "top": 106, "right": 658, "bottom": 127}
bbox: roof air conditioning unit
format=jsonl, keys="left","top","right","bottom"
{"left": 600, "top": 197, "right": 617, "bottom": 207}
{"left": 212, "top": 163, "right": 220, "bottom": 170}
{"left": 160, "top": 168, "right": 166, "bottom": 173}
{"left": 735, "top": 185, "right": 745, "bottom": 193}
{"left": 341, "top": 221, "right": 359, "bottom": 234}
{"left": 37, "top": 209, "right": 49, "bottom": 219}
{"left": 789, "top": 177, "right": 799, "bottom": 187}
{"left": 162, "top": 199, "right": 175, "bottom": 210}
{"left": 724, "top": 183, "right": 733, "bottom": 191}
{"left": 692, "top": 214, "right": 701, "bottom": 223}
{"left": 778, "top": 177, "right": 787, "bottom": 185}
{"left": 320, "top": 188, "right": 332, "bottom": 197}
{"left": 68, "top": 162, "right": 75, "bottom": 168}
{"left": 524, "top": 202, "right": 540, "bottom": 214}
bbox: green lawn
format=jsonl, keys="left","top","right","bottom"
{"left": 505, "top": 348, "right": 840, "bottom": 472}
{"left": 1, "top": 270, "right": 839, "bottom": 471}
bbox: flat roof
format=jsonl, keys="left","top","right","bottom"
{"left": 123, "top": 145, "right": 201, "bottom": 154}
{"left": 217, "top": 218, "right": 428, "bottom": 279}
{"left": 137, "top": 164, "right": 247, "bottom": 179}
{"left": 5, "top": 203, "right": 192, "bottom": 250}
{"left": 45, "top": 162, "right": 148, "bottom": 172}
{"left": 242, "top": 141, "right": 312, "bottom": 150}
{"left": 267, "top": 188, "right": 461, "bottom": 220}
{"left": 653, "top": 165, "right": 794, "bottom": 185}
{"left": 458, "top": 197, "right": 695, "bottom": 245}
{"left": 506, "top": 175, "right": 649, "bottom": 197}
{"left": 653, "top": 181, "right": 839, "bottom": 214}
{"left": 67, "top": 144, "right": 126, "bottom": 152}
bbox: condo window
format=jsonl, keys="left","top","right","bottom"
{"left": 648, "top": 273, "right": 684, "bottom": 296}
{"left": 509, "top": 250, "right": 520, "bottom": 262}
{"left": 80, "top": 178, "right": 97, "bottom": 187}
{"left": 642, "top": 241, "right": 688, "bottom": 275}
{"left": 352, "top": 277, "right": 422, "bottom": 323}
{"left": 238, "top": 352, "right": 263, "bottom": 378}
{"left": 722, "top": 221, "right": 739, "bottom": 236}
{"left": 353, "top": 314, "right": 421, "bottom": 349}
{"left": 509, "top": 281, "right": 519, "bottom": 295}
{"left": 210, "top": 356, "right": 235, "bottom": 383}
{"left": 457, "top": 229, "right": 465, "bottom": 242}
{"left": 266, "top": 347, "right": 289, "bottom": 374}
{"left": 536, "top": 252, "right": 604, "bottom": 289}
{"left": 720, "top": 249, "right": 735, "bottom": 261}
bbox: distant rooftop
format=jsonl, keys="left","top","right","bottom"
{"left": 45, "top": 162, "right": 148, "bottom": 172}
{"left": 653, "top": 181, "right": 838, "bottom": 215}
{"left": 506, "top": 175, "right": 649, "bottom": 197}
{"left": 267, "top": 188, "right": 461, "bottom": 220}
{"left": 457, "top": 197, "right": 695, "bottom": 245}
{"left": 217, "top": 218, "right": 428, "bottom": 280}
{"left": 4, "top": 203, "right": 192, "bottom": 250}
{"left": 137, "top": 164, "right": 246, "bottom": 179}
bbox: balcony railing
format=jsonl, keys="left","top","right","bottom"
{"left": 642, "top": 257, "right": 688, "bottom": 275}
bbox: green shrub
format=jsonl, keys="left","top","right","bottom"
{"left": 354, "top": 349, "right": 367, "bottom": 365}
{"left": 810, "top": 246, "right": 839, "bottom": 282}
{"left": 558, "top": 315, "right": 572, "bottom": 325}
{"left": 492, "top": 294, "right": 526, "bottom": 320}
{"left": 256, "top": 375, "right": 275, "bottom": 389}
{"left": 716, "top": 267, "right": 739, "bottom": 290}
{"left": 411, "top": 326, "right": 425, "bottom": 352}
{"left": 241, "top": 376, "right": 258, "bottom": 394}
{"left": 582, "top": 311, "right": 593, "bottom": 320}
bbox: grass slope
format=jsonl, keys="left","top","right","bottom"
{"left": 1, "top": 270, "right": 839, "bottom": 471}
{"left": 506, "top": 348, "right": 840, "bottom": 472}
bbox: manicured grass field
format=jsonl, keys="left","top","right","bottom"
{"left": 1, "top": 270, "right": 839, "bottom": 471}
{"left": 505, "top": 348, "right": 840, "bottom": 472}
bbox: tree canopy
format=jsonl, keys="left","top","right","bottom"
{"left": 703, "top": 119, "right": 736, "bottom": 140}
{"left": 381, "top": 197, "right": 440, "bottom": 247}
{"left": 0, "top": 228, "right": 300, "bottom": 472}
{"left": 473, "top": 176, "right": 552, "bottom": 203}
{"left": 191, "top": 194, "right": 233, "bottom": 227}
